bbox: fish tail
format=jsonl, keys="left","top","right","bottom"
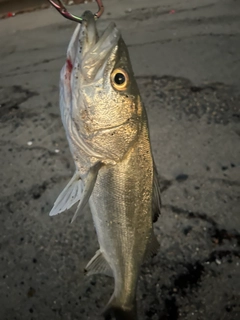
{"left": 102, "top": 295, "right": 138, "bottom": 320}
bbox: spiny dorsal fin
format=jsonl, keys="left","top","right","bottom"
{"left": 49, "top": 171, "right": 82, "bottom": 216}
{"left": 85, "top": 250, "right": 113, "bottom": 278}
{"left": 152, "top": 163, "right": 161, "bottom": 223}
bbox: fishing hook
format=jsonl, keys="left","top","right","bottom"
{"left": 48, "top": 0, "right": 104, "bottom": 23}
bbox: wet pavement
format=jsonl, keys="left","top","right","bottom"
{"left": 0, "top": 0, "right": 86, "bottom": 17}
{"left": 0, "top": 0, "right": 239, "bottom": 319}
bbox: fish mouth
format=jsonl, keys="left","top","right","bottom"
{"left": 66, "top": 11, "right": 120, "bottom": 81}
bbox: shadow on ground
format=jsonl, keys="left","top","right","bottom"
{"left": 0, "top": 75, "right": 239, "bottom": 320}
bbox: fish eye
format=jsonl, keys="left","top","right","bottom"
{"left": 111, "top": 68, "right": 129, "bottom": 91}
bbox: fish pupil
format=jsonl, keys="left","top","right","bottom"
{"left": 114, "top": 73, "right": 125, "bottom": 85}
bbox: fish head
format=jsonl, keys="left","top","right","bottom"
{"left": 61, "top": 11, "right": 144, "bottom": 163}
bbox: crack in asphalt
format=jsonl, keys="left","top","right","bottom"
{"left": 1, "top": 174, "right": 71, "bottom": 207}
{"left": 128, "top": 33, "right": 240, "bottom": 48}
{"left": 163, "top": 204, "right": 240, "bottom": 245}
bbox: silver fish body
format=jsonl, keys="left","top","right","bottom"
{"left": 50, "top": 11, "right": 161, "bottom": 319}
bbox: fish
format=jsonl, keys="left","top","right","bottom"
{"left": 49, "top": 10, "right": 161, "bottom": 320}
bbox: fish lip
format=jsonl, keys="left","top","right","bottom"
{"left": 80, "top": 20, "right": 120, "bottom": 81}
{"left": 81, "top": 11, "right": 118, "bottom": 55}
{"left": 81, "top": 11, "right": 99, "bottom": 53}
{"left": 66, "top": 24, "right": 81, "bottom": 68}
{"left": 66, "top": 13, "right": 120, "bottom": 82}
{"left": 65, "top": 11, "right": 97, "bottom": 72}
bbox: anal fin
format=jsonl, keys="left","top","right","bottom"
{"left": 85, "top": 250, "right": 113, "bottom": 278}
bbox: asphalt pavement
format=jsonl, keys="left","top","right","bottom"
{"left": 0, "top": 0, "right": 239, "bottom": 319}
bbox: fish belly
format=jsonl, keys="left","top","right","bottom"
{"left": 89, "top": 122, "right": 153, "bottom": 306}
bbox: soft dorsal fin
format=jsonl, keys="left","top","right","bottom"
{"left": 152, "top": 163, "right": 161, "bottom": 223}
{"left": 145, "top": 233, "right": 160, "bottom": 262}
{"left": 49, "top": 171, "right": 83, "bottom": 216}
{"left": 85, "top": 250, "right": 113, "bottom": 277}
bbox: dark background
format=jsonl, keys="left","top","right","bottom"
{"left": 0, "top": 0, "right": 239, "bottom": 319}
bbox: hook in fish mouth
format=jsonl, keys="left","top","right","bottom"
{"left": 48, "top": 0, "right": 104, "bottom": 23}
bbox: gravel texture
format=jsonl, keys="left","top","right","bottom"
{"left": 0, "top": 0, "right": 239, "bottom": 319}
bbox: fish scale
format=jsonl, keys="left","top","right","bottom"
{"left": 48, "top": 9, "right": 161, "bottom": 320}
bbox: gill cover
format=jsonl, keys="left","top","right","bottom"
{"left": 60, "top": 11, "right": 143, "bottom": 165}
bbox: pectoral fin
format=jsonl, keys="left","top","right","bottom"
{"left": 49, "top": 171, "right": 82, "bottom": 216}
{"left": 71, "top": 162, "right": 102, "bottom": 223}
{"left": 85, "top": 250, "right": 113, "bottom": 277}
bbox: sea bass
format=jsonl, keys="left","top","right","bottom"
{"left": 50, "top": 10, "right": 161, "bottom": 320}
